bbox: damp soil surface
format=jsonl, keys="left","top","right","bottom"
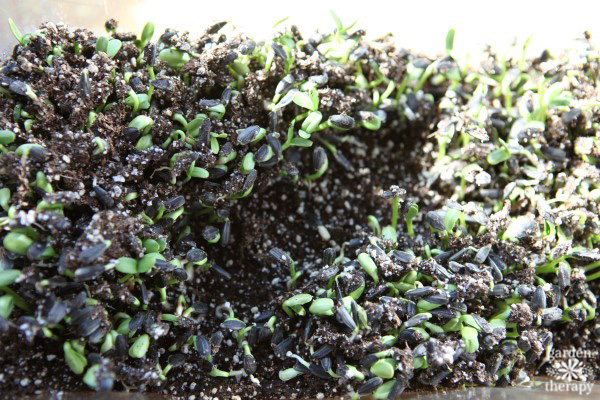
{"left": 0, "top": 18, "right": 599, "bottom": 400}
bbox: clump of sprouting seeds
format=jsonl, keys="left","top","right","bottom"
{"left": 0, "top": 9, "right": 598, "bottom": 399}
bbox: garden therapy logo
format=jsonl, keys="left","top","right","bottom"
{"left": 545, "top": 348, "right": 597, "bottom": 395}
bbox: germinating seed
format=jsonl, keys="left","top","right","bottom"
{"left": 328, "top": 115, "right": 355, "bottom": 130}
{"left": 73, "top": 265, "right": 106, "bottom": 282}
{"left": 237, "top": 125, "right": 260, "bottom": 145}
{"left": 274, "top": 336, "right": 294, "bottom": 358}
{"left": 311, "top": 344, "right": 333, "bottom": 359}
{"left": 358, "top": 377, "right": 383, "bottom": 394}
{"left": 532, "top": 286, "right": 547, "bottom": 311}
{"left": 405, "top": 286, "right": 435, "bottom": 298}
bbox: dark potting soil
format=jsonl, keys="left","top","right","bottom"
{"left": 0, "top": 18, "right": 598, "bottom": 400}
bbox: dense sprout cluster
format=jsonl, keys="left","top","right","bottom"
{"left": 0, "top": 14, "right": 598, "bottom": 399}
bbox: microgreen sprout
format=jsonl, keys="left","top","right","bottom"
{"left": 8, "top": 18, "right": 25, "bottom": 45}
{"left": 357, "top": 253, "right": 379, "bottom": 284}
{"left": 7, "top": 18, "right": 38, "bottom": 46}
{"left": 3, "top": 232, "right": 33, "bottom": 255}
{"left": 370, "top": 358, "right": 395, "bottom": 379}
{"left": 0, "top": 130, "right": 16, "bottom": 147}
{"left": 292, "top": 90, "right": 319, "bottom": 112}
{"left": 324, "top": 114, "right": 355, "bottom": 131}
{"left": 443, "top": 207, "right": 462, "bottom": 234}
{"left": 95, "top": 36, "right": 122, "bottom": 58}
{"left": 487, "top": 138, "right": 512, "bottom": 165}
{"left": 306, "top": 146, "right": 328, "bottom": 181}
{"left": 445, "top": 28, "right": 455, "bottom": 56}
{"left": 92, "top": 138, "right": 107, "bottom": 155}
{"left": 159, "top": 48, "right": 191, "bottom": 69}
{"left": 358, "top": 111, "right": 382, "bottom": 131}
{"left": 64, "top": 341, "right": 87, "bottom": 374}
{"left": 282, "top": 293, "right": 312, "bottom": 317}
{"left": 129, "top": 115, "right": 153, "bottom": 133}
{"left": 460, "top": 325, "right": 479, "bottom": 353}
{"left": 136, "top": 22, "right": 155, "bottom": 50}
{"left": 309, "top": 297, "right": 335, "bottom": 316}
{"left": 404, "top": 203, "right": 419, "bottom": 239}
{"left": 0, "top": 269, "right": 20, "bottom": 287}
{"left": 0, "top": 294, "right": 14, "bottom": 319}
{"left": 279, "top": 367, "right": 304, "bottom": 382}
{"left": 129, "top": 334, "right": 150, "bottom": 358}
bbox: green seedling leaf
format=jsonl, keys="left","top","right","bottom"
{"left": 423, "top": 321, "right": 444, "bottom": 334}
{"left": 301, "top": 111, "right": 322, "bottom": 134}
{"left": 107, "top": 39, "right": 122, "bottom": 58}
{"left": 189, "top": 167, "right": 209, "bottom": 178}
{"left": 0, "top": 294, "right": 14, "bottom": 318}
{"left": 373, "top": 381, "right": 396, "bottom": 399}
{"left": 209, "top": 104, "right": 226, "bottom": 119}
{"left": 136, "top": 135, "right": 153, "bottom": 150}
{"left": 0, "top": 130, "right": 16, "bottom": 145}
{"left": 367, "top": 215, "right": 381, "bottom": 236}
{"left": 273, "top": 16, "right": 290, "bottom": 28}
{"left": 413, "top": 356, "right": 428, "bottom": 369}
{"left": 100, "top": 333, "right": 115, "bottom": 354}
{"left": 309, "top": 298, "right": 335, "bottom": 316}
{"left": 358, "top": 252, "right": 379, "bottom": 284}
{"left": 330, "top": 10, "right": 343, "bottom": 32}
{"left": 461, "top": 325, "right": 479, "bottom": 353}
{"left": 137, "top": 94, "right": 150, "bottom": 109}
{"left": 284, "top": 293, "right": 313, "bottom": 307}
{"left": 416, "top": 299, "right": 441, "bottom": 311}
{"left": 141, "top": 22, "right": 155, "bottom": 45}
{"left": 370, "top": 359, "right": 395, "bottom": 379}
{"left": 231, "top": 61, "right": 249, "bottom": 76}
{"left": 241, "top": 153, "right": 255, "bottom": 174}
{"left": 129, "top": 115, "right": 153, "bottom": 133}
{"left": 8, "top": 18, "right": 24, "bottom": 44}
{"left": 95, "top": 36, "right": 109, "bottom": 53}
{"left": 443, "top": 318, "right": 460, "bottom": 332}
{"left": 290, "top": 137, "right": 313, "bottom": 147}
{"left": 3, "top": 232, "right": 33, "bottom": 255}
{"left": 405, "top": 203, "right": 419, "bottom": 238}
{"left": 83, "top": 364, "right": 100, "bottom": 389}
{"left": 444, "top": 208, "right": 461, "bottom": 233}
{"left": 0, "top": 188, "right": 10, "bottom": 211}
{"left": 360, "top": 113, "right": 381, "bottom": 131}
{"left": 292, "top": 91, "right": 316, "bottom": 111}
{"left": 138, "top": 253, "right": 163, "bottom": 273}
{"left": 460, "top": 314, "right": 480, "bottom": 330}
{"left": 310, "top": 90, "right": 319, "bottom": 110}
{"left": 129, "top": 334, "right": 150, "bottom": 358}
{"left": 382, "top": 225, "right": 397, "bottom": 243}
{"left": 0, "top": 269, "right": 20, "bottom": 287}
{"left": 445, "top": 28, "right": 455, "bottom": 55}
{"left": 0, "top": 188, "right": 11, "bottom": 211}
{"left": 186, "top": 116, "right": 206, "bottom": 136}
{"left": 283, "top": 293, "right": 312, "bottom": 317}
{"left": 64, "top": 342, "right": 87, "bottom": 374}
{"left": 487, "top": 147, "right": 511, "bottom": 165}
{"left": 161, "top": 314, "right": 179, "bottom": 323}
{"left": 159, "top": 48, "right": 191, "bottom": 69}
{"left": 279, "top": 367, "right": 303, "bottom": 381}
{"left": 115, "top": 257, "right": 138, "bottom": 274}
{"left": 549, "top": 96, "right": 571, "bottom": 107}
{"left": 143, "top": 239, "right": 160, "bottom": 253}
